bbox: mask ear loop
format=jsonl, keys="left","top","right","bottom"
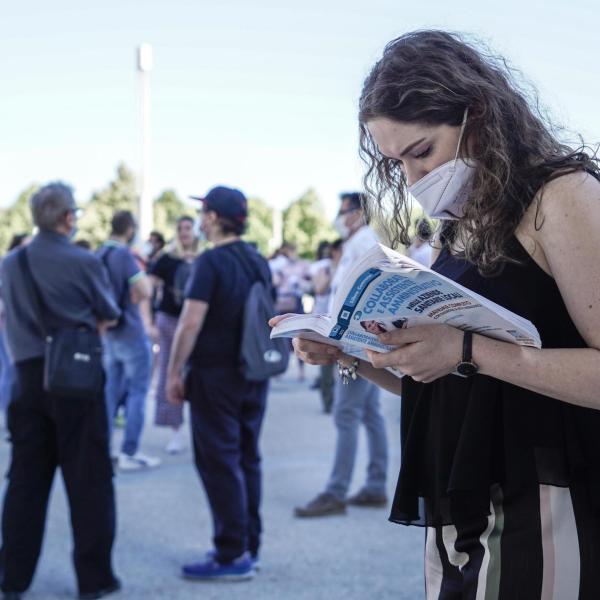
{"left": 440, "top": 108, "right": 470, "bottom": 219}
{"left": 452, "top": 107, "right": 469, "bottom": 166}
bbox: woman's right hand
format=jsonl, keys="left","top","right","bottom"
{"left": 292, "top": 338, "right": 341, "bottom": 365}
{"left": 268, "top": 314, "right": 342, "bottom": 365}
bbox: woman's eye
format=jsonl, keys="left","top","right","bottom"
{"left": 414, "top": 146, "right": 432, "bottom": 159}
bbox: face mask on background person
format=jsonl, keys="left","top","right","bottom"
{"left": 333, "top": 214, "right": 351, "bottom": 239}
{"left": 407, "top": 108, "right": 476, "bottom": 220}
{"left": 67, "top": 207, "right": 80, "bottom": 239}
{"left": 141, "top": 241, "right": 154, "bottom": 258}
{"left": 193, "top": 217, "right": 206, "bottom": 241}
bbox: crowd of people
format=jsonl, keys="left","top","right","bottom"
{"left": 2, "top": 27, "right": 600, "bottom": 600}
{"left": 0, "top": 178, "right": 412, "bottom": 597}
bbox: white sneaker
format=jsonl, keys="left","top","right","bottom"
{"left": 165, "top": 428, "right": 187, "bottom": 455}
{"left": 118, "top": 452, "right": 161, "bottom": 471}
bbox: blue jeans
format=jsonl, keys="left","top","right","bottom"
{"left": 103, "top": 336, "right": 152, "bottom": 456}
{"left": 325, "top": 375, "right": 388, "bottom": 499}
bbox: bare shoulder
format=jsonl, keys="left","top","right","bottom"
{"left": 517, "top": 170, "right": 600, "bottom": 347}
{"left": 517, "top": 171, "right": 600, "bottom": 272}
{"left": 536, "top": 171, "right": 600, "bottom": 227}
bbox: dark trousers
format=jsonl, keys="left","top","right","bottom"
{"left": 187, "top": 366, "right": 267, "bottom": 563}
{"left": 0, "top": 359, "right": 117, "bottom": 595}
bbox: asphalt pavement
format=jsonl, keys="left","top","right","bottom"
{"left": 0, "top": 363, "right": 425, "bottom": 600}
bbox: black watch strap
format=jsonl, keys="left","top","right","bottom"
{"left": 456, "top": 330, "right": 478, "bottom": 377}
{"left": 462, "top": 330, "right": 473, "bottom": 363}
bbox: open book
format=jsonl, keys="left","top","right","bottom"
{"left": 270, "top": 244, "right": 541, "bottom": 378}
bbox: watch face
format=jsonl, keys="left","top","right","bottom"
{"left": 457, "top": 361, "right": 478, "bottom": 377}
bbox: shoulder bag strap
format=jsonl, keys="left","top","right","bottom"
{"left": 100, "top": 245, "right": 129, "bottom": 309}
{"left": 225, "top": 243, "right": 268, "bottom": 286}
{"left": 17, "top": 246, "right": 48, "bottom": 338}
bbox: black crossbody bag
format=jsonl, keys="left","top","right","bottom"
{"left": 17, "top": 247, "right": 104, "bottom": 398}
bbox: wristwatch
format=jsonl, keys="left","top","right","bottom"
{"left": 456, "top": 331, "right": 478, "bottom": 377}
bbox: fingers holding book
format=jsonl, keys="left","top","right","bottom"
{"left": 292, "top": 337, "right": 342, "bottom": 366}
{"left": 367, "top": 324, "right": 464, "bottom": 383}
{"left": 268, "top": 313, "right": 298, "bottom": 328}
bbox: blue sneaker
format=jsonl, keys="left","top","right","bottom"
{"left": 182, "top": 552, "right": 254, "bottom": 581}
{"left": 251, "top": 553, "right": 260, "bottom": 571}
{"left": 205, "top": 550, "right": 260, "bottom": 571}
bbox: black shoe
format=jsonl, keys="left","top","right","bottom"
{"left": 3, "top": 593, "right": 22, "bottom": 600}
{"left": 79, "top": 578, "right": 121, "bottom": 600}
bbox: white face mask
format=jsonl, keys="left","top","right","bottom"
{"left": 407, "top": 109, "right": 476, "bottom": 220}
{"left": 333, "top": 215, "right": 350, "bottom": 239}
{"left": 141, "top": 241, "right": 155, "bottom": 258}
{"left": 193, "top": 217, "right": 206, "bottom": 241}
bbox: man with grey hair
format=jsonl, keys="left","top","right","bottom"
{"left": 0, "top": 182, "right": 122, "bottom": 600}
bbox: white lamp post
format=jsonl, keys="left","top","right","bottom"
{"left": 137, "top": 43, "right": 153, "bottom": 239}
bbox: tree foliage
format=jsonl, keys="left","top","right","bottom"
{"left": 154, "top": 189, "right": 189, "bottom": 242}
{"left": 0, "top": 184, "right": 37, "bottom": 252}
{"left": 282, "top": 188, "right": 336, "bottom": 258}
{"left": 1, "top": 165, "right": 340, "bottom": 260}
{"left": 244, "top": 197, "right": 274, "bottom": 256}
{"left": 77, "top": 163, "right": 138, "bottom": 247}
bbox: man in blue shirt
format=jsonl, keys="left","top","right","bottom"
{"left": 98, "top": 211, "right": 160, "bottom": 472}
{"left": 0, "top": 182, "right": 121, "bottom": 600}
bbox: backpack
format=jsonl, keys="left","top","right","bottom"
{"left": 226, "top": 243, "right": 290, "bottom": 381}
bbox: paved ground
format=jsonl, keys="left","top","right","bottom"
{"left": 0, "top": 363, "right": 424, "bottom": 599}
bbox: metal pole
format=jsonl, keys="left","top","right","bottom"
{"left": 137, "top": 43, "right": 153, "bottom": 239}
{"left": 271, "top": 208, "right": 283, "bottom": 253}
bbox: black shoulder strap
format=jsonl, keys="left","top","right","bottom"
{"left": 17, "top": 246, "right": 48, "bottom": 338}
{"left": 225, "top": 243, "right": 269, "bottom": 286}
{"left": 100, "top": 245, "right": 129, "bottom": 309}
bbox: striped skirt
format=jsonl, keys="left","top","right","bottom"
{"left": 154, "top": 311, "right": 184, "bottom": 428}
{"left": 425, "top": 483, "right": 600, "bottom": 599}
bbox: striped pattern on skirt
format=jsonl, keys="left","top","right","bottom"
{"left": 424, "top": 483, "right": 599, "bottom": 599}
{"left": 154, "top": 311, "right": 184, "bottom": 428}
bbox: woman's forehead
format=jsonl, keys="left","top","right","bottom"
{"left": 366, "top": 118, "right": 457, "bottom": 157}
{"left": 367, "top": 119, "right": 430, "bottom": 154}
{"left": 367, "top": 118, "right": 435, "bottom": 141}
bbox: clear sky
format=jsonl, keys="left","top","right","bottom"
{"left": 2, "top": 0, "right": 599, "bottom": 218}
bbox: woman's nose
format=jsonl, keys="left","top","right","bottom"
{"left": 404, "top": 162, "right": 430, "bottom": 187}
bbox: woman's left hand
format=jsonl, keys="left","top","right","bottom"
{"left": 366, "top": 324, "right": 464, "bottom": 383}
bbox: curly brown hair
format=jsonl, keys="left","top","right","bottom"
{"left": 359, "top": 30, "right": 599, "bottom": 274}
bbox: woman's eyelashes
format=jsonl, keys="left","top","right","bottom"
{"left": 413, "top": 145, "right": 432, "bottom": 159}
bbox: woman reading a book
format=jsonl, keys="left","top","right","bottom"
{"left": 271, "top": 30, "right": 600, "bottom": 598}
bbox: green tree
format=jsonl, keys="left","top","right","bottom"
{"left": 0, "top": 184, "right": 37, "bottom": 253}
{"left": 282, "top": 188, "right": 336, "bottom": 258}
{"left": 154, "top": 189, "right": 188, "bottom": 242}
{"left": 244, "top": 197, "right": 274, "bottom": 256}
{"left": 77, "top": 163, "right": 138, "bottom": 247}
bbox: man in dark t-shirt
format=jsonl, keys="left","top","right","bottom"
{"left": 166, "top": 186, "right": 271, "bottom": 582}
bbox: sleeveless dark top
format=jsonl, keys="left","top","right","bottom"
{"left": 390, "top": 237, "right": 600, "bottom": 527}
